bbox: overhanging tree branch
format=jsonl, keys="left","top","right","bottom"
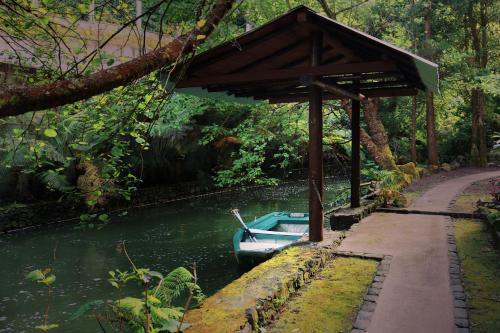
{"left": 0, "top": 0, "right": 234, "bottom": 118}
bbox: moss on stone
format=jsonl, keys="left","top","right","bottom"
{"left": 184, "top": 246, "right": 331, "bottom": 333}
{"left": 266, "top": 257, "right": 378, "bottom": 333}
{"left": 454, "top": 219, "right": 500, "bottom": 333}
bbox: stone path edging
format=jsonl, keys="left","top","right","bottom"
{"left": 375, "top": 207, "right": 484, "bottom": 219}
{"left": 333, "top": 250, "right": 392, "bottom": 333}
{"left": 445, "top": 219, "right": 471, "bottom": 333}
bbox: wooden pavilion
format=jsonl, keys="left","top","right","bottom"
{"left": 176, "top": 5, "right": 439, "bottom": 242}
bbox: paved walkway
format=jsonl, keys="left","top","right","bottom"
{"left": 338, "top": 170, "right": 500, "bottom": 333}
{"left": 410, "top": 170, "right": 500, "bottom": 212}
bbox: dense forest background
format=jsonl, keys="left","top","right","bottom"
{"left": 0, "top": 0, "right": 498, "bottom": 211}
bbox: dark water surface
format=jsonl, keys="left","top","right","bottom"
{"left": 0, "top": 180, "right": 348, "bottom": 332}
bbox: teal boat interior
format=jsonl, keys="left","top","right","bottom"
{"left": 233, "top": 212, "right": 309, "bottom": 262}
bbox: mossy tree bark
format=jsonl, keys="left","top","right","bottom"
{"left": 341, "top": 99, "right": 399, "bottom": 171}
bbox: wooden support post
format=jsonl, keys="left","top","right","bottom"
{"left": 309, "top": 31, "right": 323, "bottom": 242}
{"left": 351, "top": 96, "right": 361, "bottom": 208}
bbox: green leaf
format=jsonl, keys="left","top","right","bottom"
{"left": 40, "top": 274, "right": 56, "bottom": 286}
{"left": 111, "top": 146, "right": 123, "bottom": 157}
{"left": 196, "top": 19, "right": 206, "bottom": 29}
{"left": 116, "top": 297, "right": 144, "bottom": 317}
{"left": 35, "top": 324, "right": 59, "bottom": 331}
{"left": 147, "top": 295, "right": 161, "bottom": 305}
{"left": 69, "top": 300, "right": 104, "bottom": 320}
{"left": 38, "top": 16, "right": 50, "bottom": 27}
{"left": 158, "top": 319, "right": 190, "bottom": 332}
{"left": 26, "top": 269, "right": 44, "bottom": 282}
{"left": 98, "top": 213, "right": 109, "bottom": 222}
{"left": 77, "top": 3, "right": 86, "bottom": 13}
{"left": 44, "top": 128, "right": 58, "bottom": 138}
{"left": 106, "top": 58, "right": 115, "bottom": 66}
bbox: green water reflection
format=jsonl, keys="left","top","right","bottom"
{"left": 0, "top": 180, "right": 348, "bottom": 332}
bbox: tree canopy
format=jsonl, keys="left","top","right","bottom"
{"left": 0, "top": 0, "right": 498, "bottom": 213}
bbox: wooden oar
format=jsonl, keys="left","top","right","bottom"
{"left": 231, "top": 209, "right": 258, "bottom": 242}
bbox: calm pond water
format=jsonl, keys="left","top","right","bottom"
{"left": 0, "top": 179, "right": 348, "bottom": 332}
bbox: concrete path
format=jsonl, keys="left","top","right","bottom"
{"left": 410, "top": 170, "right": 500, "bottom": 212}
{"left": 338, "top": 170, "right": 500, "bottom": 333}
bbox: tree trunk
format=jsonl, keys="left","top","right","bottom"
{"left": 471, "top": 89, "right": 488, "bottom": 166}
{"left": 341, "top": 99, "right": 398, "bottom": 171}
{"left": 424, "top": 1, "right": 439, "bottom": 165}
{"left": 411, "top": 96, "right": 417, "bottom": 163}
{"left": 410, "top": 0, "right": 418, "bottom": 164}
{"left": 468, "top": 0, "right": 489, "bottom": 167}
{"left": 425, "top": 90, "right": 439, "bottom": 165}
{"left": 0, "top": 0, "right": 235, "bottom": 118}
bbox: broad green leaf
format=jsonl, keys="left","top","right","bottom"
{"left": 196, "top": 34, "right": 206, "bottom": 40}
{"left": 44, "top": 128, "right": 58, "bottom": 138}
{"left": 98, "top": 213, "right": 109, "bottom": 222}
{"left": 26, "top": 269, "right": 44, "bottom": 282}
{"left": 40, "top": 274, "right": 56, "bottom": 286}
{"left": 38, "top": 16, "right": 50, "bottom": 27}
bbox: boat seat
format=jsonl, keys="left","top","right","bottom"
{"left": 248, "top": 229, "right": 306, "bottom": 237}
{"left": 239, "top": 242, "right": 283, "bottom": 251}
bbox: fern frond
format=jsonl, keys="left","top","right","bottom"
{"left": 37, "top": 170, "right": 74, "bottom": 192}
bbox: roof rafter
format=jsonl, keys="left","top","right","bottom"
{"left": 177, "top": 61, "right": 398, "bottom": 88}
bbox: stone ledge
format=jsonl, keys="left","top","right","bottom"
{"left": 329, "top": 201, "right": 378, "bottom": 231}
{"left": 184, "top": 231, "right": 343, "bottom": 333}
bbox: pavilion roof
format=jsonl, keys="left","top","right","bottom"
{"left": 175, "top": 5, "right": 439, "bottom": 104}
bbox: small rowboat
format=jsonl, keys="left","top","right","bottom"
{"left": 232, "top": 211, "right": 309, "bottom": 265}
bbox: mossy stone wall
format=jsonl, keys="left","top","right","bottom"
{"left": 184, "top": 242, "right": 341, "bottom": 333}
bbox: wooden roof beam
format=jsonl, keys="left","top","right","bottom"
{"left": 312, "top": 79, "right": 365, "bottom": 101}
{"left": 177, "top": 61, "right": 398, "bottom": 88}
{"left": 264, "top": 87, "right": 418, "bottom": 103}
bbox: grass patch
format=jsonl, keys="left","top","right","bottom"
{"left": 452, "top": 194, "right": 489, "bottom": 213}
{"left": 267, "top": 257, "right": 378, "bottom": 333}
{"left": 454, "top": 219, "right": 500, "bottom": 333}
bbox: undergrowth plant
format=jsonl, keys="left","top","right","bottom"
{"left": 26, "top": 245, "right": 59, "bottom": 331}
{"left": 71, "top": 242, "right": 204, "bottom": 333}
